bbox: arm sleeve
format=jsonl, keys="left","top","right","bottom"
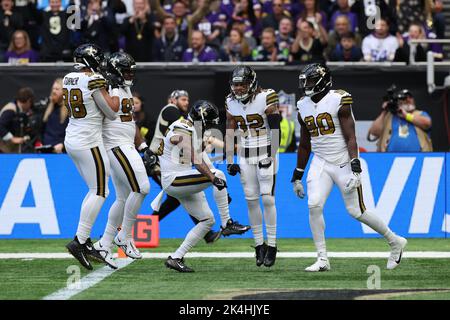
{"left": 92, "top": 90, "right": 117, "bottom": 120}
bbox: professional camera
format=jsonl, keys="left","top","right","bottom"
{"left": 383, "top": 84, "right": 399, "bottom": 113}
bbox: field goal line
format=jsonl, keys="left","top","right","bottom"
{"left": 2, "top": 251, "right": 450, "bottom": 259}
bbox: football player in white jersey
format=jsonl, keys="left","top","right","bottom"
{"left": 160, "top": 100, "right": 250, "bottom": 272}
{"left": 225, "top": 66, "right": 282, "bottom": 267}
{"left": 91, "top": 52, "right": 150, "bottom": 269}
{"left": 64, "top": 44, "right": 120, "bottom": 270}
{"left": 292, "top": 63, "right": 407, "bottom": 271}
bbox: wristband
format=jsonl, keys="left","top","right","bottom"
{"left": 405, "top": 113, "right": 414, "bottom": 123}
{"left": 138, "top": 142, "right": 148, "bottom": 151}
{"left": 2, "top": 132, "right": 13, "bottom": 141}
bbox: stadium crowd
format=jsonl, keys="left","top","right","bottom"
{"left": 0, "top": 0, "right": 446, "bottom": 64}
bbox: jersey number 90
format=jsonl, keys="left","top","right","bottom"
{"left": 63, "top": 88, "right": 87, "bottom": 118}
{"left": 304, "top": 112, "right": 335, "bottom": 137}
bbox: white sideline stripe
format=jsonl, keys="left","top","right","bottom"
{"left": 2, "top": 252, "right": 450, "bottom": 259}
{"left": 42, "top": 258, "right": 134, "bottom": 300}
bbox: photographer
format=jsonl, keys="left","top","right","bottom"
{"left": 368, "top": 88, "right": 433, "bottom": 152}
{"left": 0, "top": 87, "right": 34, "bottom": 153}
{"left": 39, "top": 78, "right": 68, "bottom": 153}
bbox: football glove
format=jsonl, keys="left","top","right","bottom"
{"left": 344, "top": 158, "right": 362, "bottom": 193}
{"left": 258, "top": 157, "right": 273, "bottom": 169}
{"left": 293, "top": 180, "right": 305, "bottom": 199}
{"left": 213, "top": 176, "right": 227, "bottom": 190}
{"left": 227, "top": 164, "right": 240, "bottom": 176}
{"left": 142, "top": 148, "right": 158, "bottom": 176}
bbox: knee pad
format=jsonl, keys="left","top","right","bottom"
{"left": 261, "top": 194, "right": 275, "bottom": 208}
{"left": 201, "top": 215, "right": 215, "bottom": 229}
{"left": 347, "top": 205, "right": 362, "bottom": 219}
{"left": 307, "top": 193, "right": 324, "bottom": 210}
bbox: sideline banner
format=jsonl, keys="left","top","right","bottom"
{"left": 0, "top": 153, "right": 446, "bottom": 239}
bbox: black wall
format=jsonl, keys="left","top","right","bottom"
{"left": 0, "top": 65, "right": 449, "bottom": 151}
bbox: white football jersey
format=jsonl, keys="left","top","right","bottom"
{"left": 296, "top": 89, "right": 353, "bottom": 165}
{"left": 63, "top": 71, "right": 107, "bottom": 150}
{"left": 159, "top": 118, "right": 199, "bottom": 189}
{"left": 226, "top": 89, "right": 278, "bottom": 149}
{"left": 103, "top": 86, "right": 135, "bottom": 150}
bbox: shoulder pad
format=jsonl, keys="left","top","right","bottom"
{"left": 266, "top": 90, "right": 279, "bottom": 106}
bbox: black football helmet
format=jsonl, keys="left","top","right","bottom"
{"left": 73, "top": 43, "right": 104, "bottom": 72}
{"left": 104, "top": 52, "right": 137, "bottom": 87}
{"left": 298, "top": 63, "right": 332, "bottom": 97}
{"left": 229, "top": 66, "right": 258, "bottom": 102}
{"left": 188, "top": 100, "right": 219, "bottom": 128}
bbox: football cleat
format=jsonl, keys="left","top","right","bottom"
{"left": 93, "top": 240, "right": 118, "bottom": 269}
{"left": 264, "top": 245, "right": 277, "bottom": 267}
{"left": 165, "top": 256, "right": 194, "bottom": 273}
{"left": 83, "top": 238, "right": 107, "bottom": 264}
{"left": 387, "top": 236, "right": 408, "bottom": 270}
{"left": 204, "top": 230, "right": 222, "bottom": 244}
{"left": 305, "top": 257, "right": 331, "bottom": 272}
{"left": 114, "top": 235, "right": 142, "bottom": 259}
{"left": 66, "top": 236, "right": 93, "bottom": 270}
{"left": 221, "top": 219, "right": 251, "bottom": 236}
{"left": 255, "top": 243, "right": 268, "bottom": 267}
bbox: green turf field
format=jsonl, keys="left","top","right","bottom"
{"left": 0, "top": 238, "right": 449, "bottom": 300}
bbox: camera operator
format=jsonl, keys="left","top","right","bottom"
{"left": 39, "top": 78, "right": 68, "bottom": 153}
{"left": 368, "top": 88, "right": 433, "bottom": 152}
{"left": 0, "top": 87, "right": 34, "bottom": 153}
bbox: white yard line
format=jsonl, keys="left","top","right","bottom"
{"left": 42, "top": 258, "right": 134, "bottom": 300}
{"left": 1, "top": 251, "right": 450, "bottom": 259}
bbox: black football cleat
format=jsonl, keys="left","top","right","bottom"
{"left": 264, "top": 245, "right": 277, "bottom": 267}
{"left": 221, "top": 219, "right": 251, "bottom": 236}
{"left": 83, "top": 238, "right": 107, "bottom": 264}
{"left": 165, "top": 256, "right": 194, "bottom": 273}
{"left": 66, "top": 236, "right": 93, "bottom": 270}
{"left": 204, "top": 230, "right": 221, "bottom": 244}
{"left": 255, "top": 243, "right": 268, "bottom": 267}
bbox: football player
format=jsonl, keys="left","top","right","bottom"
{"left": 292, "top": 63, "right": 407, "bottom": 271}
{"left": 225, "top": 66, "right": 282, "bottom": 267}
{"left": 64, "top": 44, "right": 120, "bottom": 270}
{"left": 160, "top": 100, "right": 250, "bottom": 272}
{"left": 93, "top": 52, "right": 150, "bottom": 268}
{"left": 147, "top": 90, "right": 221, "bottom": 243}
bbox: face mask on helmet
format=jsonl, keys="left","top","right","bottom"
{"left": 299, "top": 73, "right": 323, "bottom": 97}
{"left": 122, "top": 65, "right": 136, "bottom": 86}
{"left": 230, "top": 78, "right": 252, "bottom": 101}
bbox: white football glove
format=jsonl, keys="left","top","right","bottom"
{"left": 293, "top": 180, "right": 305, "bottom": 199}
{"left": 344, "top": 172, "right": 361, "bottom": 193}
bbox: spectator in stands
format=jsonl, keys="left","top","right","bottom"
{"left": 4, "top": 29, "right": 38, "bottom": 64}
{"left": 121, "top": 0, "right": 156, "bottom": 62}
{"left": 395, "top": 0, "right": 432, "bottom": 35}
{"left": 325, "top": 14, "right": 361, "bottom": 60}
{"left": 231, "top": 0, "right": 262, "bottom": 40}
{"left": 0, "top": 0, "right": 24, "bottom": 61}
{"left": 351, "top": 0, "right": 398, "bottom": 37}
{"left": 12, "top": 0, "right": 39, "bottom": 50}
{"left": 41, "top": 78, "right": 68, "bottom": 153}
{"left": 182, "top": 29, "right": 218, "bottom": 62}
{"left": 290, "top": 20, "right": 326, "bottom": 64}
{"left": 432, "top": 0, "right": 445, "bottom": 39}
{"left": 329, "top": 31, "right": 363, "bottom": 62}
{"left": 223, "top": 20, "right": 257, "bottom": 50}
{"left": 276, "top": 16, "right": 294, "bottom": 53}
{"left": 252, "top": 27, "right": 289, "bottom": 62}
{"left": 222, "top": 27, "right": 251, "bottom": 61}
{"left": 153, "top": 15, "right": 188, "bottom": 62}
{"left": 38, "top": 0, "right": 72, "bottom": 62}
{"left": 261, "top": 0, "right": 290, "bottom": 30}
{"left": 171, "top": 0, "right": 190, "bottom": 39}
{"left": 0, "top": 87, "right": 34, "bottom": 153}
{"left": 329, "top": 0, "right": 357, "bottom": 32}
{"left": 368, "top": 89, "right": 432, "bottom": 152}
{"left": 362, "top": 18, "right": 399, "bottom": 62}
{"left": 394, "top": 21, "right": 427, "bottom": 63}
{"left": 298, "top": 0, "right": 328, "bottom": 33}
{"left": 80, "top": 0, "right": 114, "bottom": 52}
{"left": 196, "top": 0, "right": 228, "bottom": 50}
